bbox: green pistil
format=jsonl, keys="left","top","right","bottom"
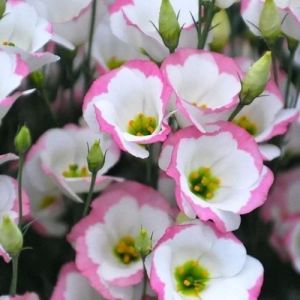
{"left": 114, "top": 236, "right": 140, "bottom": 265}
{"left": 127, "top": 113, "right": 157, "bottom": 136}
{"left": 188, "top": 167, "right": 220, "bottom": 200}
{"left": 107, "top": 57, "right": 124, "bottom": 70}
{"left": 233, "top": 115, "right": 258, "bottom": 136}
{"left": 62, "top": 164, "right": 90, "bottom": 178}
{"left": 174, "top": 260, "right": 209, "bottom": 297}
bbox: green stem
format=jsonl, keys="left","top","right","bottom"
{"left": 271, "top": 49, "right": 279, "bottom": 86}
{"left": 41, "top": 87, "right": 58, "bottom": 126}
{"left": 9, "top": 255, "right": 19, "bottom": 296}
{"left": 17, "top": 154, "right": 24, "bottom": 227}
{"left": 146, "top": 146, "right": 153, "bottom": 187}
{"left": 197, "top": 0, "right": 202, "bottom": 49}
{"left": 284, "top": 47, "right": 296, "bottom": 108}
{"left": 228, "top": 103, "right": 244, "bottom": 121}
{"left": 141, "top": 258, "right": 148, "bottom": 300}
{"left": 85, "top": 0, "right": 97, "bottom": 89}
{"left": 198, "top": 0, "right": 215, "bottom": 49}
{"left": 82, "top": 171, "right": 97, "bottom": 217}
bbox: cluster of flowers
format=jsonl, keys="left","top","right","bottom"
{"left": 0, "top": 0, "right": 300, "bottom": 299}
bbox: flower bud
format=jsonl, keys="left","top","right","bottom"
{"left": 159, "top": 0, "right": 181, "bottom": 53}
{"left": 0, "top": 0, "right": 6, "bottom": 19}
{"left": 0, "top": 215, "right": 23, "bottom": 256}
{"left": 135, "top": 227, "right": 152, "bottom": 258}
{"left": 14, "top": 125, "right": 32, "bottom": 154}
{"left": 259, "top": 0, "right": 281, "bottom": 43}
{"left": 87, "top": 140, "right": 105, "bottom": 173}
{"left": 240, "top": 51, "right": 272, "bottom": 105}
{"left": 210, "top": 10, "right": 231, "bottom": 52}
{"left": 29, "top": 71, "right": 44, "bottom": 89}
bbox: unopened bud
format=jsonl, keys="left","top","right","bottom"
{"left": 0, "top": 0, "right": 6, "bottom": 19}
{"left": 14, "top": 125, "right": 32, "bottom": 154}
{"left": 259, "top": 0, "right": 281, "bottom": 43}
{"left": 210, "top": 10, "right": 231, "bottom": 52}
{"left": 240, "top": 51, "right": 272, "bottom": 105}
{"left": 0, "top": 215, "right": 23, "bottom": 256}
{"left": 159, "top": 0, "right": 181, "bottom": 53}
{"left": 135, "top": 228, "right": 152, "bottom": 258}
{"left": 87, "top": 140, "right": 105, "bottom": 173}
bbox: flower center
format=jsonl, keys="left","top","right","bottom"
{"left": 233, "top": 115, "right": 258, "bottom": 136}
{"left": 114, "top": 235, "right": 140, "bottom": 265}
{"left": 62, "top": 164, "right": 89, "bottom": 178}
{"left": 127, "top": 113, "right": 157, "bottom": 136}
{"left": 38, "top": 195, "right": 57, "bottom": 210}
{"left": 2, "top": 41, "right": 15, "bottom": 46}
{"left": 174, "top": 260, "right": 209, "bottom": 297}
{"left": 107, "top": 57, "right": 124, "bottom": 70}
{"left": 188, "top": 167, "right": 220, "bottom": 200}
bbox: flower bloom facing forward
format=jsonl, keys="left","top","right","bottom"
{"left": 161, "top": 123, "right": 274, "bottom": 232}
{"left": 68, "top": 181, "right": 173, "bottom": 299}
{"left": 241, "top": 0, "right": 300, "bottom": 40}
{"left": 161, "top": 49, "right": 242, "bottom": 132}
{"left": 147, "top": 222, "right": 264, "bottom": 300}
{"left": 51, "top": 262, "right": 103, "bottom": 300}
{"left": 24, "top": 124, "right": 121, "bottom": 202}
{"left": 83, "top": 60, "right": 170, "bottom": 158}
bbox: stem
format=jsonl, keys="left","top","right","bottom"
{"left": 284, "top": 47, "right": 296, "bottom": 108}
{"left": 141, "top": 258, "right": 148, "bottom": 300}
{"left": 9, "top": 255, "right": 19, "bottom": 296}
{"left": 146, "top": 146, "right": 153, "bottom": 187}
{"left": 17, "top": 154, "right": 24, "bottom": 227}
{"left": 41, "top": 87, "right": 58, "bottom": 126}
{"left": 271, "top": 50, "right": 279, "bottom": 86}
{"left": 82, "top": 171, "right": 97, "bottom": 217}
{"left": 198, "top": 0, "right": 215, "bottom": 49}
{"left": 197, "top": 0, "right": 202, "bottom": 49}
{"left": 228, "top": 103, "right": 244, "bottom": 121}
{"left": 85, "top": 0, "right": 97, "bottom": 89}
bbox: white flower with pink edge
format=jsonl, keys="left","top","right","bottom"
{"left": 23, "top": 124, "right": 121, "bottom": 203}
{"left": 241, "top": 0, "right": 300, "bottom": 41}
{"left": 160, "top": 123, "right": 273, "bottom": 232}
{"left": 68, "top": 181, "right": 173, "bottom": 300}
{"left": 109, "top": 0, "right": 198, "bottom": 62}
{"left": 161, "top": 48, "right": 242, "bottom": 132}
{"left": 146, "top": 222, "right": 264, "bottom": 300}
{"left": 83, "top": 60, "right": 170, "bottom": 159}
{"left": 51, "top": 262, "right": 103, "bottom": 300}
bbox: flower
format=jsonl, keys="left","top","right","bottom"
{"left": 83, "top": 60, "right": 170, "bottom": 158}
{"left": 161, "top": 48, "right": 242, "bottom": 132}
{"left": 241, "top": 0, "right": 300, "bottom": 41}
{"left": 160, "top": 123, "right": 273, "bottom": 232}
{"left": 51, "top": 262, "right": 103, "bottom": 300}
{"left": 68, "top": 181, "right": 173, "bottom": 300}
{"left": 109, "top": 0, "right": 198, "bottom": 61}
{"left": 146, "top": 222, "right": 264, "bottom": 300}
{"left": 23, "top": 124, "right": 121, "bottom": 202}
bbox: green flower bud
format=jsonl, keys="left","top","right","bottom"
{"left": 210, "top": 10, "right": 231, "bottom": 52}
{"left": 29, "top": 71, "right": 44, "bottom": 89}
{"left": 0, "top": 215, "right": 23, "bottom": 256}
{"left": 135, "top": 228, "right": 152, "bottom": 258}
{"left": 87, "top": 140, "right": 105, "bottom": 173}
{"left": 240, "top": 51, "right": 272, "bottom": 105}
{"left": 14, "top": 125, "right": 32, "bottom": 154}
{"left": 0, "top": 0, "right": 6, "bottom": 19}
{"left": 159, "top": 0, "right": 181, "bottom": 53}
{"left": 259, "top": 0, "right": 281, "bottom": 43}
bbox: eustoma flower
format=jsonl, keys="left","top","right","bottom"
{"left": 241, "top": 0, "right": 300, "bottom": 40}
{"left": 109, "top": 0, "right": 198, "bottom": 61}
{"left": 68, "top": 181, "right": 173, "bottom": 299}
{"left": 147, "top": 222, "right": 264, "bottom": 300}
{"left": 23, "top": 124, "right": 121, "bottom": 202}
{"left": 51, "top": 262, "right": 103, "bottom": 300}
{"left": 83, "top": 60, "right": 170, "bottom": 158}
{"left": 162, "top": 48, "right": 242, "bottom": 132}
{"left": 160, "top": 123, "right": 273, "bottom": 232}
